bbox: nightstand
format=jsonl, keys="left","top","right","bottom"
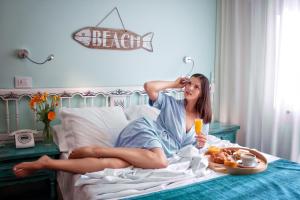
{"left": 209, "top": 121, "right": 240, "bottom": 143}
{"left": 0, "top": 142, "right": 60, "bottom": 200}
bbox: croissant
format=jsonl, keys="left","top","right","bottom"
{"left": 211, "top": 152, "right": 226, "bottom": 164}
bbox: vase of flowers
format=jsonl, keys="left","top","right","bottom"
{"left": 43, "top": 121, "right": 53, "bottom": 144}
{"left": 29, "top": 92, "right": 60, "bottom": 144}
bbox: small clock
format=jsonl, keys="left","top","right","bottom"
{"left": 10, "top": 129, "right": 37, "bottom": 148}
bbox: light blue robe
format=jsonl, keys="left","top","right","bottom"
{"left": 114, "top": 92, "right": 209, "bottom": 157}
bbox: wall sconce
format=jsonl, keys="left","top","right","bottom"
{"left": 17, "top": 49, "right": 54, "bottom": 65}
{"left": 183, "top": 56, "right": 194, "bottom": 77}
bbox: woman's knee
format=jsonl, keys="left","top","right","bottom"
{"left": 155, "top": 158, "right": 168, "bottom": 168}
{"left": 149, "top": 148, "right": 168, "bottom": 168}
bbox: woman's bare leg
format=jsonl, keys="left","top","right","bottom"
{"left": 68, "top": 146, "right": 102, "bottom": 159}
{"left": 13, "top": 155, "right": 130, "bottom": 177}
{"left": 70, "top": 146, "right": 168, "bottom": 169}
{"left": 14, "top": 147, "right": 168, "bottom": 177}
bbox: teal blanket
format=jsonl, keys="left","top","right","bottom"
{"left": 127, "top": 159, "right": 300, "bottom": 200}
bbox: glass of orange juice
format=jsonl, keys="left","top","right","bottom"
{"left": 194, "top": 118, "right": 203, "bottom": 135}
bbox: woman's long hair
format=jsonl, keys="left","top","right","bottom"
{"left": 191, "top": 73, "right": 212, "bottom": 124}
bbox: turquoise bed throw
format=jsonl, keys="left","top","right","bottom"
{"left": 127, "top": 159, "right": 300, "bottom": 200}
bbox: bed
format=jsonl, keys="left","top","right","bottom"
{"left": 1, "top": 86, "right": 300, "bottom": 200}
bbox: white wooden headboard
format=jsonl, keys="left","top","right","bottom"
{"left": 0, "top": 86, "right": 183, "bottom": 143}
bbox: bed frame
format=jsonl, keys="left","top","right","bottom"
{"left": 0, "top": 86, "right": 183, "bottom": 143}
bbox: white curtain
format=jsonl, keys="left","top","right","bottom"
{"left": 215, "top": 0, "right": 300, "bottom": 162}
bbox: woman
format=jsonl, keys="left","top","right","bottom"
{"left": 13, "top": 73, "right": 212, "bottom": 177}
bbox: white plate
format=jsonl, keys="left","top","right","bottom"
{"left": 237, "top": 160, "right": 259, "bottom": 168}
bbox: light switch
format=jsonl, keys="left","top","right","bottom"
{"left": 14, "top": 76, "right": 32, "bottom": 88}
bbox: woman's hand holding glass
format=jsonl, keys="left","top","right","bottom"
{"left": 195, "top": 133, "right": 207, "bottom": 148}
{"left": 195, "top": 119, "right": 206, "bottom": 148}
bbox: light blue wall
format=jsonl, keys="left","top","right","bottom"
{"left": 0, "top": 0, "right": 216, "bottom": 88}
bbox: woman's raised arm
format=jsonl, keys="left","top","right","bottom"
{"left": 144, "top": 77, "right": 189, "bottom": 101}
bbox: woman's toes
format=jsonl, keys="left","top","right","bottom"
{"left": 13, "top": 168, "right": 33, "bottom": 177}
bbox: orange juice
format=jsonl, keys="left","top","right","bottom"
{"left": 194, "top": 118, "right": 203, "bottom": 135}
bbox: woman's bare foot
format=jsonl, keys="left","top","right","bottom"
{"left": 68, "top": 146, "right": 101, "bottom": 159}
{"left": 13, "top": 155, "right": 51, "bottom": 177}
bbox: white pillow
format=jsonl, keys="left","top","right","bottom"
{"left": 124, "top": 105, "right": 160, "bottom": 121}
{"left": 52, "top": 124, "right": 68, "bottom": 152}
{"left": 59, "top": 106, "right": 129, "bottom": 150}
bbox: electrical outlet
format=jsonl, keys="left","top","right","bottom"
{"left": 14, "top": 76, "right": 32, "bottom": 88}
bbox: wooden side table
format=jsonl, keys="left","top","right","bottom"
{"left": 209, "top": 121, "right": 240, "bottom": 143}
{"left": 0, "top": 142, "right": 60, "bottom": 200}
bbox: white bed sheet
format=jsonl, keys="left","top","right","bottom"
{"left": 56, "top": 136, "right": 279, "bottom": 200}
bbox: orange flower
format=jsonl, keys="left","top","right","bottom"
{"left": 41, "top": 95, "right": 46, "bottom": 102}
{"left": 48, "top": 111, "right": 56, "bottom": 121}
{"left": 53, "top": 95, "right": 60, "bottom": 102}
{"left": 33, "top": 94, "right": 43, "bottom": 104}
{"left": 41, "top": 92, "right": 48, "bottom": 102}
{"left": 29, "top": 100, "right": 35, "bottom": 110}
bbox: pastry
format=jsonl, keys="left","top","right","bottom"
{"left": 211, "top": 152, "right": 226, "bottom": 164}
{"left": 207, "top": 146, "right": 221, "bottom": 155}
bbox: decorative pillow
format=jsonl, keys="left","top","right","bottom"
{"left": 59, "top": 106, "right": 129, "bottom": 150}
{"left": 123, "top": 105, "right": 160, "bottom": 121}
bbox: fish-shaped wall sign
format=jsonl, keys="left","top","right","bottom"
{"left": 73, "top": 27, "right": 154, "bottom": 52}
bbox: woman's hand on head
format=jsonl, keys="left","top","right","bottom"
{"left": 175, "top": 77, "right": 190, "bottom": 88}
{"left": 195, "top": 133, "right": 207, "bottom": 148}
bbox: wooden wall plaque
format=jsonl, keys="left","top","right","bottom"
{"left": 73, "top": 27, "right": 154, "bottom": 52}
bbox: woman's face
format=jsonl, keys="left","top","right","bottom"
{"left": 184, "top": 76, "right": 201, "bottom": 101}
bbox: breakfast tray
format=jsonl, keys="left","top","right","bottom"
{"left": 207, "top": 147, "right": 268, "bottom": 175}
